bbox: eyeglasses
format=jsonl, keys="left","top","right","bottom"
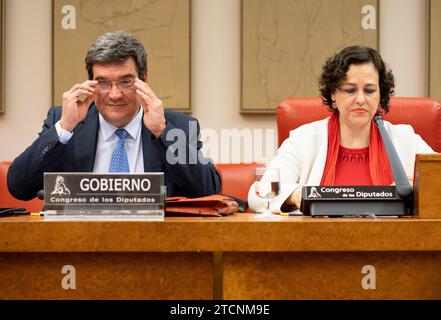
{"left": 96, "top": 78, "right": 136, "bottom": 92}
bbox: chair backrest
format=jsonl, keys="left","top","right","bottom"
{"left": 215, "top": 163, "right": 263, "bottom": 200}
{"left": 276, "top": 97, "right": 441, "bottom": 152}
{"left": 0, "top": 161, "right": 44, "bottom": 212}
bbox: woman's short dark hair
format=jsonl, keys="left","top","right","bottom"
{"left": 319, "top": 45, "right": 395, "bottom": 113}
{"left": 85, "top": 31, "right": 147, "bottom": 80}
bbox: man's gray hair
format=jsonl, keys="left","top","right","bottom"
{"left": 85, "top": 31, "right": 147, "bottom": 79}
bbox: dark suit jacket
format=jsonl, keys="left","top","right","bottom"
{"left": 8, "top": 104, "right": 221, "bottom": 200}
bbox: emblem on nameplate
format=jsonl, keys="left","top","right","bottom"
{"left": 50, "top": 175, "right": 71, "bottom": 196}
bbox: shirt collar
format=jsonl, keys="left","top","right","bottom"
{"left": 98, "top": 107, "right": 143, "bottom": 141}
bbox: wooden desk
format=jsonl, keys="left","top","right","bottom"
{"left": 1, "top": 214, "right": 441, "bottom": 299}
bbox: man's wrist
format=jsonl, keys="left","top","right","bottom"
{"left": 59, "top": 118, "right": 75, "bottom": 133}
{"left": 55, "top": 121, "right": 74, "bottom": 144}
{"left": 151, "top": 120, "right": 167, "bottom": 138}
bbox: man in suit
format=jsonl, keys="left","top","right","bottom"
{"left": 8, "top": 31, "right": 221, "bottom": 200}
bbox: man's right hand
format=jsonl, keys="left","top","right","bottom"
{"left": 59, "top": 80, "right": 97, "bottom": 132}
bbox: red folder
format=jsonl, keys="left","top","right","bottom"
{"left": 166, "top": 195, "right": 239, "bottom": 217}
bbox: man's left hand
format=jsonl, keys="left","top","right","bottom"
{"left": 135, "top": 78, "right": 166, "bottom": 138}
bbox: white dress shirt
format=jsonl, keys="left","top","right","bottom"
{"left": 93, "top": 108, "right": 144, "bottom": 173}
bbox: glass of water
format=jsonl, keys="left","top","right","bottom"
{"left": 254, "top": 167, "right": 280, "bottom": 215}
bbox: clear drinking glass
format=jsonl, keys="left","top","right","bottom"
{"left": 254, "top": 167, "right": 280, "bottom": 215}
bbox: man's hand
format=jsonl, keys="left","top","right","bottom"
{"left": 135, "top": 79, "right": 166, "bottom": 138}
{"left": 59, "top": 80, "right": 97, "bottom": 132}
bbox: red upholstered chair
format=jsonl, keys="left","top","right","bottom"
{"left": 215, "top": 163, "right": 263, "bottom": 200}
{"left": 0, "top": 161, "right": 44, "bottom": 212}
{"left": 276, "top": 97, "right": 441, "bottom": 152}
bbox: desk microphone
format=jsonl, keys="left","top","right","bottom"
{"left": 374, "top": 115, "right": 413, "bottom": 198}
{"left": 37, "top": 190, "right": 45, "bottom": 200}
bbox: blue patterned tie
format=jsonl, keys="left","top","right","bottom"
{"left": 109, "top": 129, "right": 130, "bottom": 172}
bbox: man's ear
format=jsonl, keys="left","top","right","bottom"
{"left": 141, "top": 73, "right": 148, "bottom": 82}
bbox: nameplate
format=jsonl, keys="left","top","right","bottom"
{"left": 304, "top": 186, "right": 398, "bottom": 200}
{"left": 301, "top": 186, "right": 411, "bottom": 217}
{"left": 43, "top": 173, "right": 165, "bottom": 220}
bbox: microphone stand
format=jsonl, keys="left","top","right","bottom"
{"left": 374, "top": 115, "right": 413, "bottom": 198}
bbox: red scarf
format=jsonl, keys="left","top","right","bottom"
{"left": 320, "top": 113, "right": 394, "bottom": 185}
